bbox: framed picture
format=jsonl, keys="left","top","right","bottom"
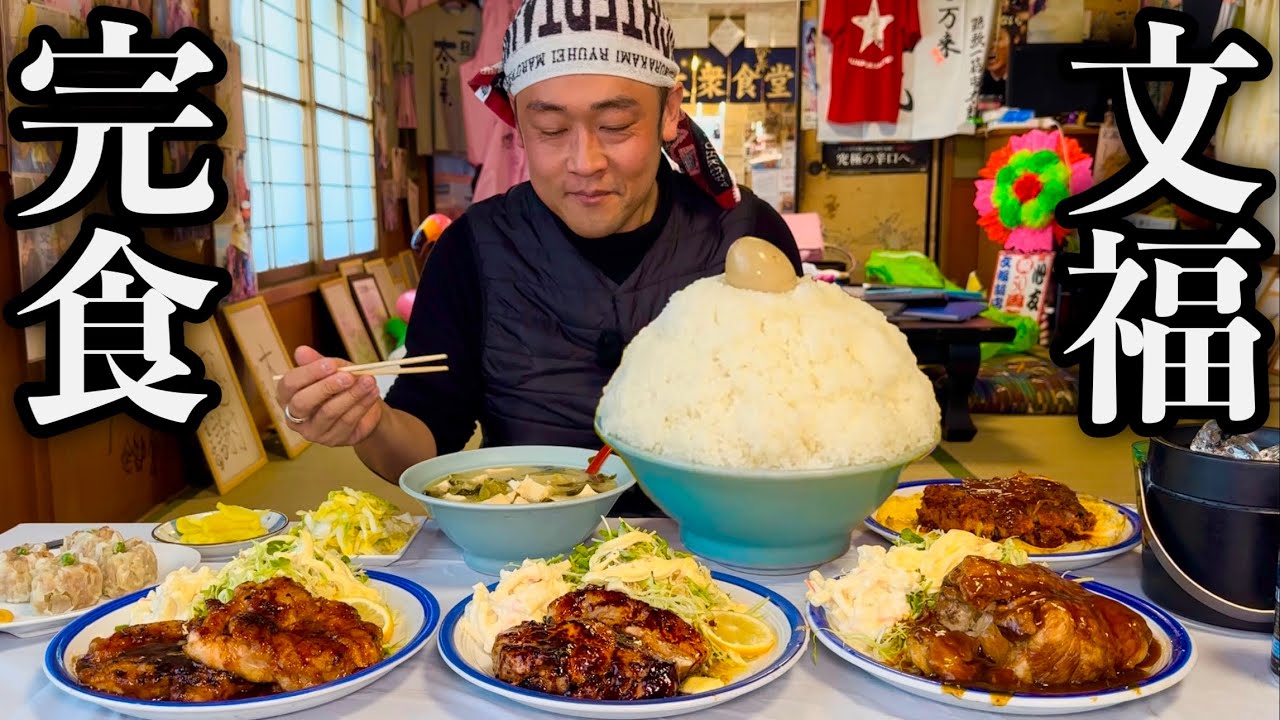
{"left": 349, "top": 273, "right": 397, "bottom": 360}
{"left": 363, "top": 257, "right": 402, "bottom": 316}
{"left": 221, "top": 296, "right": 312, "bottom": 459}
{"left": 397, "top": 249, "right": 421, "bottom": 286}
{"left": 386, "top": 258, "right": 410, "bottom": 295}
{"left": 319, "top": 278, "right": 381, "bottom": 366}
{"left": 185, "top": 319, "right": 268, "bottom": 493}
{"left": 337, "top": 258, "right": 365, "bottom": 279}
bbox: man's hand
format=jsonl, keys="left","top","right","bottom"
{"left": 275, "top": 346, "right": 383, "bottom": 446}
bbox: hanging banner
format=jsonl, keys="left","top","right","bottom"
{"left": 677, "top": 47, "right": 796, "bottom": 104}
{"left": 817, "top": 0, "right": 994, "bottom": 142}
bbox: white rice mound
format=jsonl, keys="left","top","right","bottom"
{"left": 596, "top": 276, "right": 941, "bottom": 470}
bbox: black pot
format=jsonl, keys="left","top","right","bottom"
{"left": 1138, "top": 425, "right": 1280, "bottom": 633}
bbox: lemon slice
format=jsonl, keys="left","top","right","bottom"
{"left": 340, "top": 597, "right": 395, "bottom": 640}
{"left": 702, "top": 611, "right": 775, "bottom": 659}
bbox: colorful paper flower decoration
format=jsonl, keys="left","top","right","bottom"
{"left": 974, "top": 130, "right": 1094, "bottom": 252}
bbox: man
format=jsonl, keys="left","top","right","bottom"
{"left": 276, "top": 0, "right": 802, "bottom": 515}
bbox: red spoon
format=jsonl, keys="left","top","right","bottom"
{"left": 586, "top": 445, "right": 613, "bottom": 475}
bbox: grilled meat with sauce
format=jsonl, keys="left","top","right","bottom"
{"left": 184, "top": 577, "right": 384, "bottom": 692}
{"left": 903, "top": 556, "right": 1155, "bottom": 688}
{"left": 493, "top": 618, "right": 680, "bottom": 699}
{"left": 548, "top": 588, "right": 708, "bottom": 678}
{"left": 74, "top": 620, "right": 274, "bottom": 702}
{"left": 916, "top": 473, "right": 1096, "bottom": 548}
{"left": 491, "top": 587, "right": 709, "bottom": 699}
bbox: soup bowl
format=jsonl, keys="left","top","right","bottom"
{"left": 399, "top": 445, "right": 636, "bottom": 575}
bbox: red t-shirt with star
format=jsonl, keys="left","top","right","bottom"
{"left": 822, "top": 0, "right": 921, "bottom": 123}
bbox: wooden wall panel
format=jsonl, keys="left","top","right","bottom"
{"left": 0, "top": 172, "right": 48, "bottom": 532}
{"left": 798, "top": 130, "right": 929, "bottom": 268}
{"left": 46, "top": 417, "right": 186, "bottom": 523}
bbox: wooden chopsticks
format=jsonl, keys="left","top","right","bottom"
{"left": 272, "top": 354, "right": 448, "bottom": 381}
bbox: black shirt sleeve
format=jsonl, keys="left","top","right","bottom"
{"left": 383, "top": 216, "right": 484, "bottom": 454}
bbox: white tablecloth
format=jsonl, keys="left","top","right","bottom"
{"left": 2, "top": 520, "right": 1276, "bottom": 719}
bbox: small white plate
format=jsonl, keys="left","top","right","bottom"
{"left": 1, "top": 543, "right": 201, "bottom": 639}
{"left": 438, "top": 572, "right": 809, "bottom": 719}
{"left": 151, "top": 511, "right": 290, "bottom": 562}
{"left": 43, "top": 571, "right": 441, "bottom": 720}
{"left": 808, "top": 575, "right": 1197, "bottom": 716}
{"left": 864, "top": 479, "right": 1142, "bottom": 571}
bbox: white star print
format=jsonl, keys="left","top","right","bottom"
{"left": 851, "top": 0, "right": 895, "bottom": 53}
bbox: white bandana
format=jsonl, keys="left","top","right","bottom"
{"left": 500, "top": 0, "right": 679, "bottom": 97}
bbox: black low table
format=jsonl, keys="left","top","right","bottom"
{"left": 889, "top": 317, "right": 1018, "bottom": 442}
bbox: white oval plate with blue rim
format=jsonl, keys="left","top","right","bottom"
{"left": 43, "top": 571, "right": 440, "bottom": 720}
{"left": 151, "top": 510, "right": 290, "bottom": 562}
{"left": 808, "top": 574, "right": 1197, "bottom": 716}
{"left": 864, "top": 479, "right": 1142, "bottom": 571}
{"left": 438, "top": 572, "right": 810, "bottom": 719}
{"left": 1, "top": 543, "right": 201, "bottom": 639}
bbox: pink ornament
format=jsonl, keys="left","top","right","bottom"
{"left": 395, "top": 290, "right": 416, "bottom": 321}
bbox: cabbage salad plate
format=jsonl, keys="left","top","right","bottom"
{"left": 152, "top": 511, "right": 290, "bottom": 562}
{"left": 2, "top": 543, "right": 201, "bottom": 639}
{"left": 807, "top": 575, "right": 1197, "bottom": 716}
{"left": 43, "top": 570, "right": 440, "bottom": 720}
{"left": 865, "top": 479, "right": 1141, "bottom": 571}
{"left": 291, "top": 487, "right": 425, "bottom": 567}
{"left": 338, "top": 516, "right": 425, "bottom": 567}
{"left": 440, "top": 571, "right": 809, "bottom": 719}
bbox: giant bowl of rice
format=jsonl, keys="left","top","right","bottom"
{"left": 594, "top": 275, "right": 941, "bottom": 573}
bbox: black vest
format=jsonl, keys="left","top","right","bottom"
{"left": 466, "top": 174, "right": 779, "bottom": 512}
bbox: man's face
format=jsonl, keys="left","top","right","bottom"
{"left": 514, "top": 74, "right": 684, "bottom": 239}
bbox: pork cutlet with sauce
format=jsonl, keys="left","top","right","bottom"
{"left": 74, "top": 620, "right": 275, "bottom": 702}
{"left": 902, "top": 556, "right": 1157, "bottom": 691}
{"left": 916, "top": 473, "right": 1097, "bottom": 549}
{"left": 492, "top": 587, "right": 710, "bottom": 699}
{"left": 184, "top": 576, "right": 385, "bottom": 692}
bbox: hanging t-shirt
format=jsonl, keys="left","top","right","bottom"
{"left": 822, "top": 0, "right": 921, "bottom": 124}
{"left": 405, "top": 2, "right": 481, "bottom": 155}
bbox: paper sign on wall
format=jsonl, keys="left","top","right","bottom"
{"left": 990, "top": 251, "right": 1054, "bottom": 327}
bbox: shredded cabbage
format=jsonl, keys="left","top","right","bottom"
{"left": 195, "top": 530, "right": 398, "bottom": 652}
{"left": 295, "top": 487, "right": 417, "bottom": 557}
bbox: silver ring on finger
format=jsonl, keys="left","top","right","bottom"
{"left": 284, "top": 404, "right": 307, "bottom": 424}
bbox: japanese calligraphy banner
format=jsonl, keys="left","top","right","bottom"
{"left": 816, "top": 0, "right": 994, "bottom": 142}
{"left": 676, "top": 47, "right": 797, "bottom": 104}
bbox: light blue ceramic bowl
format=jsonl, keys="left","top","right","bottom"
{"left": 596, "top": 419, "right": 928, "bottom": 575}
{"left": 399, "top": 446, "right": 636, "bottom": 575}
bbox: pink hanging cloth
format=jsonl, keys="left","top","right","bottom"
{"left": 458, "top": 0, "right": 528, "bottom": 202}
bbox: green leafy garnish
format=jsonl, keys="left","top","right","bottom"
{"left": 897, "top": 528, "right": 927, "bottom": 547}
{"left": 59, "top": 553, "right": 76, "bottom": 566}
{"left": 906, "top": 587, "right": 937, "bottom": 617}
{"left": 115, "top": 624, "right": 129, "bottom": 632}
{"left": 115, "top": 541, "right": 127, "bottom": 553}
{"left": 16, "top": 547, "right": 29, "bottom": 556}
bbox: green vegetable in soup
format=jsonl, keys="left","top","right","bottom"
{"left": 425, "top": 465, "right": 618, "bottom": 504}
